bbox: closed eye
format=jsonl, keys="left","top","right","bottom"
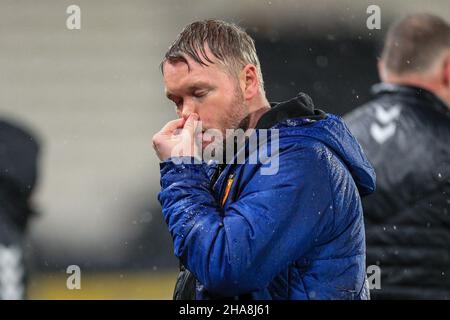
{"left": 193, "top": 90, "right": 208, "bottom": 99}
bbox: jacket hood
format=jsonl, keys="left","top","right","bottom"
{"left": 259, "top": 93, "right": 376, "bottom": 196}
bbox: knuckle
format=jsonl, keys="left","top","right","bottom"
{"left": 152, "top": 133, "right": 162, "bottom": 145}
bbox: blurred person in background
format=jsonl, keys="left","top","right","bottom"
{"left": 153, "top": 19, "right": 375, "bottom": 300}
{"left": 345, "top": 14, "right": 450, "bottom": 299}
{"left": 0, "top": 119, "right": 40, "bottom": 299}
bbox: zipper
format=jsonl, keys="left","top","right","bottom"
{"left": 221, "top": 173, "right": 235, "bottom": 207}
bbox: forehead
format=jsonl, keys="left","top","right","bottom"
{"left": 163, "top": 52, "right": 231, "bottom": 92}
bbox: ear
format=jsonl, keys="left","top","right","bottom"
{"left": 442, "top": 54, "right": 450, "bottom": 89}
{"left": 239, "top": 64, "right": 259, "bottom": 101}
{"left": 377, "top": 59, "right": 387, "bottom": 82}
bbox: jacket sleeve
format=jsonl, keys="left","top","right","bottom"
{"left": 0, "top": 217, "right": 27, "bottom": 300}
{"left": 158, "top": 144, "right": 334, "bottom": 296}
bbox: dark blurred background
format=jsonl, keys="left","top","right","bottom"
{"left": 0, "top": 0, "right": 448, "bottom": 299}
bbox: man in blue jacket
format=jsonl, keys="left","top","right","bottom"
{"left": 152, "top": 19, "right": 375, "bottom": 300}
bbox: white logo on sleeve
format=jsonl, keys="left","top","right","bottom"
{"left": 0, "top": 245, "right": 24, "bottom": 300}
{"left": 370, "top": 104, "right": 401, "bottom": 144}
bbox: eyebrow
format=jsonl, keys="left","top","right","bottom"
{"left": 165, "top": 81, "right": 212, "bottom": 99}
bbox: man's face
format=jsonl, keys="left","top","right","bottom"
{"left": 163, "top": 51, "right": 248, "bottom": 149}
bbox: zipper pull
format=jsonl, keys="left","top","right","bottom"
{"left": 221, "top": 173, "right": 235, "bottom": 207}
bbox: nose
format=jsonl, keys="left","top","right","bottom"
{"left": 181, "top": 100, "right": 196, "bottom": 120}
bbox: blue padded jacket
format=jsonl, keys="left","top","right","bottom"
{"left": 158, "top": 94, "right": 375, "bottom": 300}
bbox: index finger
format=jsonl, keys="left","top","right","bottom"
{"left": 160, "top": 117, "right": 185, "bottom": 135}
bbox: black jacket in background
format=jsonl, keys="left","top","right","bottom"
{"left": 344, "top": 84, "right": 450, "bottom": 299}
{"left": 0, "top": 119, "right": 40, "bottom": 300}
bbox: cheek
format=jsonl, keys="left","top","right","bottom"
{"left": 199, "top": 87, "right": 239, "bottom": 127}
{"left": 198, "top": 97, "right": 225, "bottom": 122}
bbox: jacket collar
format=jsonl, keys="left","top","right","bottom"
{"left": 210, "top": 93, "right": 326, "bottom": 188}
{"left": 256, "top": 92, "right": 326, "bottom": 129}
{"left": 372, "top": 83, "right": 450, "bottom": 118}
